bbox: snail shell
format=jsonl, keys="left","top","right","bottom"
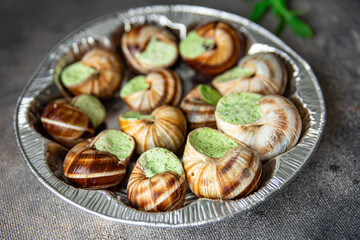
{"left": 62, "top": 48, "right": 123, "bottom": 98}
{"left": 119, "top": 105, "right": 187, "bottom": 154}
{"left": 179, "top": 21, "right": 245, "bottom": 76}
{"left": 41, "top": 99, "right": 94, "bottom": 148}
{"left": 183, "top": 128, "right": 262, "bottom": 199}
{"left": 215, "top": 94, "right": 302, "bottom": 161}
{"left": 121, "top": 25, "right": 178, "bottom": 74}
{"left": 63, "top": 129, "right": 135, "bottom": 188}
{"left": 120, "top": 69, "right": 182, "bottom": 113}
{"left": 180, "top": 85, "right": 217, "bottom": 130}
{"left": 127, "top": 148, "right": 186, "bottom": 212}
{"left": 212, "top": 53, "right": 287, "bottom": 95}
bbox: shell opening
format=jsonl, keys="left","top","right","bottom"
{"left": 93, "top": 130, "right": 135, "bottom": 162}
{"left": 61, "top": 62, "right": 97, "bottom": 86}
{"left": 213, "top": 67, "right": 254, "bottom": 83}
{"left": 120, "top": 75, "right": 149, "bottom": 97}
{"left": 189, "top": 128, "right": 238, "bottom": 159}
{"left": 120, "top": 111, "right": 154, "bottom": 120}
{"left": 216, "top": 93, "right": 263, "bottom": 124}
{"left": 72, "top": 94, "right": 106, "bottom": 128}
{"left": 139, "top": 148, "right": 185, "bottom": 179}
{"left": 135, "top": 37, "right": 177, "bottom": 67}
{"left": 179, "top": 31, "right": 214, "bottom": 58}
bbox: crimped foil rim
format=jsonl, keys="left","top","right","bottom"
{"left": 14, "top": 5, "right": 326, "bottom": 227}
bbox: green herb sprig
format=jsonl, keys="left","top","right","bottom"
{"left": 247, "top": 0, "right": 313, "bottom": 38}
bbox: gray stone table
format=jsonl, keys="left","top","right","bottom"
{"left": 1, "top": 0, "right": 359, "bottom": 239}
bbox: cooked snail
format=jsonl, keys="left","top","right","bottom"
{"left": 180, "top": 84, "right": 221, "bottom": 129}
{"left": 212, "top": 53, "right": 287, "bottom": 95}
{"left": 179, "top": 21, "right": 246, "bottom": 76}
{"left": 41, "top": 95, "right": 106, "bottom": 148}
{"left": 120, "top": 69, "right": 182, "bottom": 113}
{"left": 215, "top": 93, "right": 302, "bottom": 161}
{"left": 60, "top": 48, "right": 123, "bottom": 98}
{"left": 183, "top": 127, "right": 262, "bottom": 199}
{"left": 121, "top": 25, "right": 178, "bottom": 74}
{"left": 119, "top": 105, "right": 187, "bottom": 154}
{"left": 63, "top": 129, "right": 135, "bottom": 188}
{"left": 127, "top": 147, "right": 186, "bottom": 212}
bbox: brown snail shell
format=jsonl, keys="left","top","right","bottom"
{"left": 121, "top": 69, "right": 182, "bottom": 113}
{"left": 183, "top": 128, "right": 262, "bottom": 199}
{"left": 62, "top": 48, "right": 123, "bottom": 98}
{"left": 119, "top": 105, "right": 187, "bottom": 154}
{"left": 180, "top": 85, "right": 217, "bottom": 130}
{"left": 121, "top": 25, "right": 178, "bottom": 74}
{"left": 180, "top": 21, "right": 245, "bottom": 76}
{"left": 41, "top": 99, "right": 94, "bottom": 148}
{"left": 215, "top": 94, "right": 302, "bottom": 161}
{"left": 212, "top": 53, "right": 287, "bottom": 96}
{"left": 127, "top": 148, "right": 186, "bottom": 212}
{"left": 63, "top": 129, "right": 135, "bottom": 188}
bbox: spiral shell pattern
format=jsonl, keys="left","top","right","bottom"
{"left": 127, "top": 161, "right": 186, "bottom": 212}
{"left": 63, "top": 140, "right": 128, "bottom": 188}
{"left": 213, "top": 53, "right": 287, "bottom": 95}
{"left": 65, "top": 48, "right": 123, "bottom": 98}
{"left": 41, "top": 99, "right": 94, "bottom": 148}
{"left": 121, "top": 69, "right": 182, "bottom": 113}
{"left": 121, "top": 25, "right": 178, "bottom": 73}
{"left": 180, "top": 21, "right": 245, "bottom": 76}
{"left": 215, "top": 95, "right": 302, "bottom": 161}
{"left": 180, "top": 86, "right": 217, "bottom": 130}
{"left": 183, "top": 130, "right": 262, "bottom": 199}
{"left": 119, "top": 105, "right": 187, "bottom": 154}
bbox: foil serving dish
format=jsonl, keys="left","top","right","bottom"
{"left": 14, "top": 5, "right": 325, "bottom": 227}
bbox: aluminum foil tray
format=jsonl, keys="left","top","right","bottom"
{"left": 14, "top": 5, "right": 326, "bottom": 227}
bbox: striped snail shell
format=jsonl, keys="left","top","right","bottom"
{"left": 41, "top": 99, "right": 95, "bottom": 148}
{"left": 63, "top": 129, "right": 135, "bottom": 188}
{"left": 179, "top": 21, "right": 245, "bottom": 76}
{"left": 121, "top": 25, "right": 178, "bottom": 74}
{"left": 61, "top": 48, "right": 123, "bottom": 98}
{"left": 215, "top": 93, "right": 302, "bottom": 161}
{"left": 180, "top": 84, "right": 221, "bottom": 130}
{"left": 127, "top": 148, "right": 186, "bottom": 212}
{"left": 119, "top": 105, "right": 187, "bottom": 155}
{"left": 212, "top": 53, "right": 287, "bottom": 96}
{"left": 183, "top": 128, "right": 262, "bottom": 199}
{"left": 120, "top": 69, "right": 182, "bottom": 114}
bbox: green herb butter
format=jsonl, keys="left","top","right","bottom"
{"left": 61, "top": 62, "right": 96, "bottom": 86}
{"left": 135, "top": 37, "right": 177, "bottom": 66}
{"left": 120, "top": 75, "right": 149, "bottom": 97}
{"left": 190, "top": 128, "right": 238, "bottom": 158}
{"left": 72, "top": 94, "right": 106, "bottom": 128}
{"left": 120, "top": 111, "right": 154, "bottom": 120}
{"left": 179, "top": 31, "right": 215, "bottom": 58}
{"left": 94, "top": 130, "right": 134, "bottom": 161}
{"left": 139, "top": 148, "right": 185, "bottom": 179}
{"left": 216, "top": 93, "right": 263, "bottom": 124}
{"left": 213, "top": 67, "right": 253, "bottom": 83}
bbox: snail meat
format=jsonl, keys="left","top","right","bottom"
{"left": 120, "top": 69, "right": 182, "bottom": 113}
{"left": 41, "top": 95, "right": 106, "bottom": 148}
{"left": 63, "top": 129, "right": 135, "bottom": 188}
{"left": 180, "top": 84, "right": 221, "bottom": 129}
{"left": 179, "top": 21, "right": 246, "bottom": 76}
{"left": 212, "top": 53, "right": 287, "bottom": 95}
{"left": 121, "top": 25, "right": 178, "bottom": 74}
{"left": 215, "top": 93, "right": 302, "bottom": 161}
{"left": 183, "top": 127, "right": 262, "bottom": 199}
{"left": 60, "top": 48, "right": 123, "bottom": 98}
{"left": 127, "top": 147, "right": 186, "bottom": 212}
{"left": 119, "top": 105, "right": 187, "bottom": 154}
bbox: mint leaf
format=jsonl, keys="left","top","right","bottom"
{"left": 287, "top": 16, "right": 313, "bottom": 37}
{"left": 250, "top": 0, "right": 271, "bottom": 22}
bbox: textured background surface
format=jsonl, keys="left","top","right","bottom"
{"left": 1, "top": 0, "right": 359, "bottom": 239}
